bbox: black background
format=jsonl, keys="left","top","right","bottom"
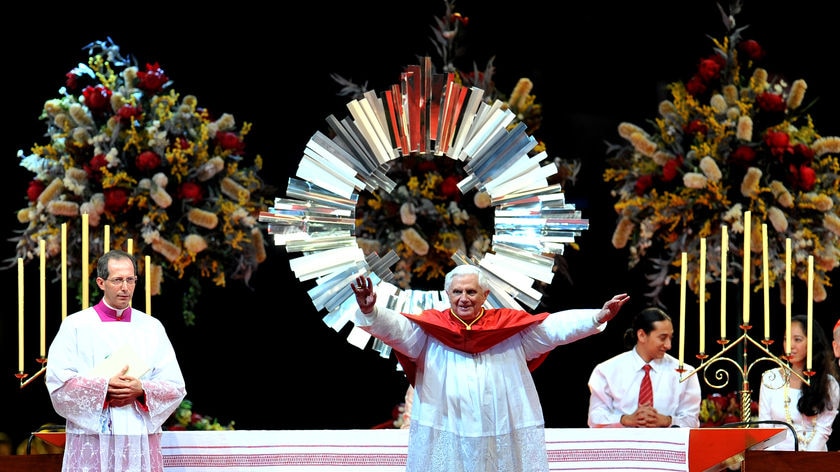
{"left": 2, "top": 0, "right": 838, "bottom": 448}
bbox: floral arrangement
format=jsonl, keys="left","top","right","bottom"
{"left": 332, "top": 0, "right": 582, "bottom": 289}
{"left": 12, "top": 38, "right": 269, "bottom": 324}
{"left": 698, "top": 391, "right": 757, "bottom": 427}
{"left": 603, "top": 4, "right": 840, "bottom": 305}
{"left": 165, "top": 399, "right": 234, "bottom": 431}
{"left": 355, "top": 155, "right": 494, "bottom": 289}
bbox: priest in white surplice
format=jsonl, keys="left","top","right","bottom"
{"left": 46, "top": 250, "right": 186, "bottom": 472}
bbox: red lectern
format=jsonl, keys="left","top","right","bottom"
{"left": 688, "top": 427, "right": 785, "bottom": 471}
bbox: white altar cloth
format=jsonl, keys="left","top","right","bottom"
{"left": 160, "top": 428, "right": 691, "bottom": 471}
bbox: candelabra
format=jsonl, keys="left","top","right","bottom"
{"left": 681, "top": 323, "right": 811, "bottom": 423}
{"left": 677, "top": 212, "right": 815, "bottom": 424}
{"left": 16, "top": 356, "right": 48, "bottom": 389}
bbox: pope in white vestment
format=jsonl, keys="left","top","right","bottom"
{"left": 351, "top": 266, "right": 630, "bottom": 472}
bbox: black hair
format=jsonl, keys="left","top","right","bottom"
{"left": 623, "top": 306, "right": 671, "bottom": 350}
{"left": 96, "top": 249, "right": 138, "bottom": 280}
{"left": 792, "top": 315, "right": 840, "bottom": 416}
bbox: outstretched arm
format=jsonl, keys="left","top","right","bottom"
{"left": 596, "top": 293, "right": 631, "bottom": 324}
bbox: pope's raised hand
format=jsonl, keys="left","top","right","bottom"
{"left": 596, "top": 293, "right": 630, "bottom": 324}
{"left": 351, "top": 276, "right": 377, "bottom": 314}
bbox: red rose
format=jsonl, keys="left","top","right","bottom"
{"left": 756, "top": 92, "right": 786, "bottom": 113}
{"left": 684, "top": 119, "right": 708, "bottom": 137}
{"left": 440, "top": 175, "right": 461, "bottom": 200}
{"left": 65, "top": 66, "right": 95, "bottom": 92}
{"left": 117, "top": 104, "right": 141, "bottom": 124}
{"left": 167, "top": 424, "right": 186, "bottom": 431}
{"left": 791, "top": 143, "right": 815, "bottom": 165}
{"left": 634, "top": 174, "right": 654, "bottom": 196}
{"left": 661, "top": 156, "right": 683, "bottom": 182}
{"left": 177, "top": 181, "right": 204, "bottom": 204}
{"left": 730, "top": 145, "right": 757, "bottom": 165}
{"left": 135, "top": 151, "right": 162, "bottom": 173}
{"left": 764, "top": 130, "right": 789, "bottom": 148}
{"left": 136, "top": 62, "right": 169, "bottom": 94}
{"left": 216, "top": 131, "right": 244, "bottom": 153}
{"left": 738, "top": 39, "right": 764, "bottom": 61}
{"left": 27, "top": 180, "right": 46, "bottom": 202}
{"left": 791, "top": 164, "right": 816, "bottom": 191}
{"left": 65, "top": 72, "right": 80, "bottom": 91}
{"left": 103, "top": 187, "right": 130, "bottom": 213}
{"left": 708, "top": 393, "right": 728, "bottom": 411}
{"left": 85, "top": 153, "right": 109, "bottom": 181}
{"left": 764, "top": 130, "right": 792, "bottom": 158}
{"left": 82, "top": 84, "right": 112, "bottom": 114}
{"left": 697, "top": 56, "right": 722, "bottom": 81}
{"left": 685, "top": 75, "right": 707, "bottom": 96}
{"left": 176, "top": 137, "right": 191, "bottom": 150}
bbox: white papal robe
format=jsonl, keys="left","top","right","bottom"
{"left": 356, "top": 305, "right": 607, "bottom": 472}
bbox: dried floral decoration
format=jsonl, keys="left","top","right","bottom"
{"left": 604, "top": 4, "right": 840, "bottom": 305}
{"left": 12, "top": 38, "right": 269, "bottom": 324}
{"left": 699, "top": 391, "right": 757, "bottom": 427}
{"left": 165, "top": 399, "right": 234, "bottom": 431}
{"left": 331, "top": 0, "right": 582, "bottom": 290}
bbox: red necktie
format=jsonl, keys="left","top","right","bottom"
{"left": 639, "top": 364, "right": 653, "bottom": 406}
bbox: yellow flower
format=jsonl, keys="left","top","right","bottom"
{"left": 603, "top": 6, "right": 840, "bottom": 305}
{"left": 13, "top": 39, "right": 269, "bottom": 324}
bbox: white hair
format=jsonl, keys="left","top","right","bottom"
{"left": 444, "top": 265, "right": 490, "bottom": 292}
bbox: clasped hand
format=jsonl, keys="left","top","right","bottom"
{"left": 624, "top": 405, "right": 668, "bottom": 428}
{"left": 351, "top": 276, "right": 377, "bottom": 314}
{"left": 106, "top": 365, "right": 144, "bottom": 408}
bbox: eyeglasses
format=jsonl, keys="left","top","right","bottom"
{"left": 106, "top": 277, "right": 138, "bottom": 286}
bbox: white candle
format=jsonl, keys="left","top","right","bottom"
{"left": 700, "top": 238, "right": 706, "bottom": 352}
{"left": 40, "top": 240, "right": 46, "bottom": 357}
{"left": 762, "top": 224, "right": 770, "bottom": 339}
{"left": 785, "top": 238, "right": 792, "bottom": 353}
{"left": 145, "top": 255, "right": 152, "bottom": 316}
{"left": 721, "top": 225, "right": 728, "bottom": 339}
{"left": 743, "top": 210, "right": 751, "bottom": 325}
{"left": 18, "top": 258, "right": 24, "bottom": 372}
{"left": 61, "top": 223, "right": 67, "bottom": 320}
{"left": 807, "top": 255, "right": 813, "bottom": 371}
{"left": 82, "top": 213, "right": 89, "bottom": 309}
{"left": 679, "top": 252, "right": 687, "bottom": 366}
{"left": 127, "top": 238, "right": 135, "bottom": 308}
{"left": 104, "top": 224, "right": 110, "bottom": 254}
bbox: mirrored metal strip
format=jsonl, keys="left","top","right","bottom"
{"left": 286, "top": 177, "right": 358, "bottom": 212}
{"left": 288, "top": 246, "right": 365, "bottom": 281}
{"left": 285, "top": 236, "right": 358, "bottom": 253}
{"left": 480, "top": 251, "right": 554, "bottom": 285}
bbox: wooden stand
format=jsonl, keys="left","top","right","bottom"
{"left": 743, "top": 450, "right": 840, "bottom": 471}
{"left": 0, "top": 454, "right": 63, "bottom": 472}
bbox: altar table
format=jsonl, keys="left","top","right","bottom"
{"left": 11, "top": 427, "right": 784, "bottom": 471}
{"left": 157, "top": 427, "right": 785, "bottom": 471}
